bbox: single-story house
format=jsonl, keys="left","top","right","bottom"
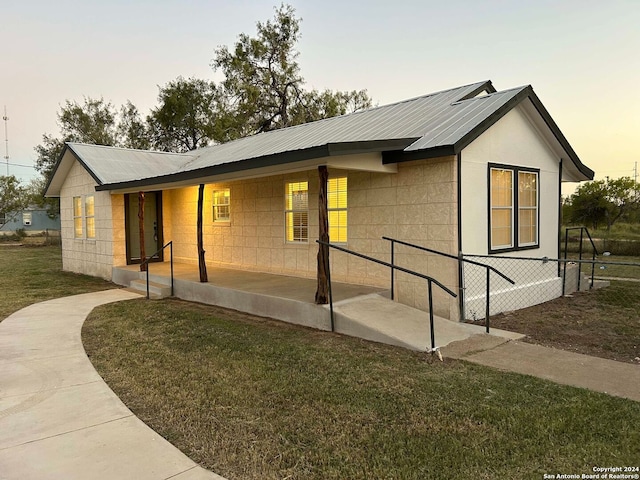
{"left": 45, "top": 80, "right": 593, "bottom": 320}
{"left": 0, "top": 206, "right": 60, "bottom": 235}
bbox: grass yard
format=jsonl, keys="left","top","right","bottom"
{"left": 0, "top": 245, "right": 114, "bottom": 320}
{"left": 83, "top": 299, "right": 640, "bottom": 480}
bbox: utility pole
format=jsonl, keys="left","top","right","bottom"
{"left": 2, "top": 106, "right": 8, "bottom": 176}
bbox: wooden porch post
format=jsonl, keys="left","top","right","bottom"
{"left": 197, "top": 183, "right": 208, "bottom": 283}
{"left": 315, "top": 166, "right": 329, "bottom": 304}
{"left": 138, "top": 191, "right": 146, "bottom": 272}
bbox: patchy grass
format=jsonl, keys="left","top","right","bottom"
{"left": 84, "top": 299, "right": 640, "bottom": 480}
{"left": 0, "top": 245, "right": 115, "bottom": 320}
{"left": 486, "top": 281, "right": 640, "bottom": 363}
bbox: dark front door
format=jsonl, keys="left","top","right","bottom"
{"left": 125, "top": 192, "right": 163, "bottom": 264}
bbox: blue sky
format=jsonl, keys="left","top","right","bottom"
{"left": 1, "top": 0, "right": 638, "bottom": 190}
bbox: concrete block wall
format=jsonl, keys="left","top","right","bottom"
{"left": 161, "top": 155, "right": 459, "bottom": 317}
{"left": 59, "top": 161, "right": 116, "bottom": 280}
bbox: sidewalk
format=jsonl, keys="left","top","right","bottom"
{"left": 441, "top": 334, "right": 640, "bottom": 402}
{"left": 0, "top": 289, "right": 225, "bottom": 480}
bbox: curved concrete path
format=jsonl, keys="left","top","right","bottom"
{"left": 0, "top": 289, "right": 225, "bottom": 480}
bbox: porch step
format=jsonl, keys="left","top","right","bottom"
{"left": 130, "top": 279, "right": 172, "bottom": 299}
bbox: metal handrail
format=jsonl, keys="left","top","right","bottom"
{"left": 140, "top": 241, "right": 173, "bottom": 299}
{"left": 316, "top": 240, "right": 456, "bottom": 353}
{"left": 382, "top": 237, "right": 515, "bottom": 333}
{"left": 563, "top": 227, "right": 598, "bottom": 294}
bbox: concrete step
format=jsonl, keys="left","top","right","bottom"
{"left": 130, "top": 279, "right": 172, "bottom": 299}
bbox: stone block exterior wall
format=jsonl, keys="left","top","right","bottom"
{"left": 161, "top": 155, "right": 459, "bottom": 317}
{"left": 59, "top": 161, "right": 121, "bottom": 280}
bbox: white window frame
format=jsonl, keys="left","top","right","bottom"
{"left": 73, "top": 194, "right": 96, "bottom": 240}
{"left": 328, "top": 176, "right": 348, "bottom": 243}
{"left": 285, "top": 180, "right": 309, "bottom": 243}
{"left": 212, "top": 189, "right": 231, "bottom": 223}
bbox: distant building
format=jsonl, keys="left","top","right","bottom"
{"left": 0, "top": 206, "right": 60, "bottom": 235}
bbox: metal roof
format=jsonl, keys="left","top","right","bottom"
{"left": 45, "top": 80, "right": 593, "bottom": 196}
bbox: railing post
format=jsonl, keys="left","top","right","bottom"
{"left": 428, "top": 279, "right": 435, "bottom": 352}
{"left": 146, "top": 267, "right": 150, "bottom": 300}
{"left": 577, "top": 228, "right": 584, "bottom": 291}
{"left": 326, "top": 243, "right": 334, "bottom": 332}
{"left": 562, "top": 229, "right": 568, "bottom": 296}
{"left": 485, "top": 268, "right": 490, "bottom": 333}
{"left": 390, "top": 240, "right": 395, "bottom": 300}
{"left": 170, "top": 242, "right": 174, "bottom": 297}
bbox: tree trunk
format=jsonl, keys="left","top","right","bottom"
{"left": 315, "top": 166, "right": 329, "bottom": 304}
{"left": 138, "top": 191, "right": 146, "bottom": 272}
{"left": 197, "top": 184, "right": 208, "bottom": 283}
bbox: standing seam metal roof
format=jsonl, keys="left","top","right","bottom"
{"left": 47, "top": 79, "right": 593, "bottom": 194}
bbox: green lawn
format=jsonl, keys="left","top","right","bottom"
{"left": 0, "top": 245, "right": 114, "bottom": 320}
{"left": 84, "top": 299, "right": 640, "bottom": 480}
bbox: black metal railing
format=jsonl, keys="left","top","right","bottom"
{"left": 563, "top": 227, "right": 598, "bottom": 295}
{"left": 316, "top": 240, "right": 456, "bottom": 353}
{"left": 140, "top": 241, "right": 174, "bottom": 299}
{"left": 382, "top": 237, "right": 515, "bottom": 332}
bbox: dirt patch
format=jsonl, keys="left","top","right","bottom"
{"left": 469, "top": 283, "right": 640, "bottom": 364}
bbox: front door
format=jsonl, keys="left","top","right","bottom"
{"left": 125, "top": 192, "right": 163, "bottom": 264}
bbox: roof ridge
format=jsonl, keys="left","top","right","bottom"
{"left": 67, "top": 142, "right": 196, "bottom": 157}
{"left": 451, "top": 85, "right": 530, "bottom": 105}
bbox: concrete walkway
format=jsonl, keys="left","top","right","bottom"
{"left": 0, "top": 289, "right": 225, "bottom": 480}
{"left": 442, "top": 334, "right": 640, "bottom": 402}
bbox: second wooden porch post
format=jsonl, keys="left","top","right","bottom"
{"left": 315, "top": 166, "right": 329, "bottom": 304}
{"left": 197, "top": 184, "right": 208, "bottom": 283}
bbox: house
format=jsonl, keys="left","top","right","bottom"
{"left": 45, "top": 80, "right": 593, "bottom": 320}
{"left": 0, "top": 206, "right": 60, "bottom": 236}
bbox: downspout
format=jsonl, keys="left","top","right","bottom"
{"left": 457, "top": 152, "right": 465, "bottom": 322}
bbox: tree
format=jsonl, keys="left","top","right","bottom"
{"left": 118, "top": 101, "right": 151, "bottom": 150}
{"left": 212, "top": 4, "right": 372, "bottom": 138}
{"left": 147, "top": 77, "right": 228, "bottom": 152}
{"left": 566, "top": 176, "right": 640, "bottom": 230}
{"left": 35, "top": 97, "right": 120, "bottom": 181}
{"left": 0, "top": 175, "right": 26, "bottom": 228}
{"left": 24, "top": 177, "right": 60, "bottom": 219}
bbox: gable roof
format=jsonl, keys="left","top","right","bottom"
{"left": 45, "top": 80, "right": 593, "bottom": 196}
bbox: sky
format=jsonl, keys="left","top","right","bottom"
{"left": 1, "top": 0, "right": 638, "bottom": 194}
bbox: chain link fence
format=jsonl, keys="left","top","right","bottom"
{"left": 460, "top": 253, "right": 640, "bottom": 321}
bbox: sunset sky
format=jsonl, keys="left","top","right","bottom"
{"left": 1, "top": 0, "right": 638, "bottom": 194}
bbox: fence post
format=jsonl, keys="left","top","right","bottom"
{"left": 485, "top": 268, "right": 491, "bottom": 333}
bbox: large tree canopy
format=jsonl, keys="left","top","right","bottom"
{"left": 36, "top": 3, "right": 374, "bottom": 182}
{"left": 565, "top": 177, "right": 640, "bottom": 230}
{"left": 147, "top": 77, "right": 229, "bottom": 152}
{"left": 212, "top": 4, "right": 372, "bottom": 138}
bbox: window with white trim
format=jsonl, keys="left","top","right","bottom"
{"left": 212, "top": 189, "right": 230, "bottom": 223}
{"left": 22, "top": 212, "right": 32, "bottom": 226}
{"left": 328, "top": 176, "right": 347, "bottom": 243}
{"left": 489, "top": 165, "right": 539, "bottom": 252}
{"left": 285, "top": 181, "right": 308, "bottom": 242}
{"left": 73, "top": 195, "right": 95, "bottom": 239}
{"left": 73, "top": 196, "right": 83, "bottom": 238}
{"left": 85, "top": 196, "right": 95, "bottom": 239}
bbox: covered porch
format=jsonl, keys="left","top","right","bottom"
{"left": 112, "top": 262, "right": 522, "bottom": 351}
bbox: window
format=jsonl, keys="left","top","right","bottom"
{"left": 22, "top": 212, "right": 32, "bottom": 226}
{"left": 328, "top": 176, "right": 348, "bottom": 243}
{"left": 73, "top": 196, "right": 83, "bottom": 238}
{"left": 85, "top": 196, "right": 95, "bottom": 239}
{"left": 73, "top": 195, "right": 95, "bottom": 239}
{"left": 212, "top": 189, "right": 230, "bottom": 223}
{"left": 285, "top": 181, "right": 308, "bottom": 242}
{"left": 489, "top": 165, "right": 539, "bottom": 252}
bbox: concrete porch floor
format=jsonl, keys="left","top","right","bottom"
{"left": 112, "top": 262, "right": 523, "bottom": 351}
